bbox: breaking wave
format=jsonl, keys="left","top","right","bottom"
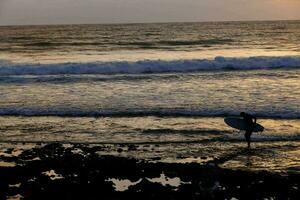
{"left": 0, "top": 56, "right": 300, "bottom": 75}
{"left": 0, "top": 108, "right": 299, "bottom": 119}
{"left": 19, "top": 38, "right": 234, "bottom": 47}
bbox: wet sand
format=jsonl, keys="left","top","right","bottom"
{"left": 0, "top": 143, "right": 299, "bottom": 199}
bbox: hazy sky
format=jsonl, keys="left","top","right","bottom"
{"left": 0, "top": 0, "right": 300, "bottom": 25}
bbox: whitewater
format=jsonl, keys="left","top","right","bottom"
{"left": 1, "top": 56, "right": 300, "bottom": 75}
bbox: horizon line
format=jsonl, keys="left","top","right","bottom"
{"left": 0, "top": 19, "right": 299, "bottom": 27}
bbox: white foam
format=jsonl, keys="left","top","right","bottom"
{"left": 0, "top": 108, "right": 299, "bottom": 119}
{"left": 0, "top": 56, "right": 300, "bottom": 75}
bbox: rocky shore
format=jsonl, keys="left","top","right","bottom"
{"left": 0, "top": 143, "right": 299, "bottom": 199}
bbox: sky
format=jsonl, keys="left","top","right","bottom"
{"left": 0, "top": 0, "right": 300, "bottom": 25}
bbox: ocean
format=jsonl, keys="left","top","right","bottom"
{"left": 0, "top": 21, "right": 299, "bottom": 172}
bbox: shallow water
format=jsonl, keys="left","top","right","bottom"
{"left": 0, "top": 116, "right": 299, "bottom": 144}
{"left": 0, "top": 116, "right": 299, "bottom": 173}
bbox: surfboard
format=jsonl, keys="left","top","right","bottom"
{"left": 224, "top": 117, "right": 264, "bottom": 132}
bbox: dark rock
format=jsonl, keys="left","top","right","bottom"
{"left": 128, "top": 145, "right": 137, "bottom": 151}
{"left": 0, "top": 143, "right": 298, "bottom": 200}
{"left": 117, "top": 148, "right": 123, "bottom": 153}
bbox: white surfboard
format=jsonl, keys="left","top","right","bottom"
{"left": 224, "top": 117, "right": 264, "bottom": 132}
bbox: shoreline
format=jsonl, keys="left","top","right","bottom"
{"left": 0, "top": 143, "right": 299, "bottom": 199}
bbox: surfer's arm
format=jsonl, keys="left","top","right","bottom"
{"left": 253, "top": 116, "right": 257, "bottom": 124}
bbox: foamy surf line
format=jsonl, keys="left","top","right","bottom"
{"left": 0, "top": 109, "right": 299, "bottom": 119}
{"left": 1, "top": 56, "right": 300, "bottom": 75}
{"left": 0, "top": 135, "right": 300, "bottom": 145}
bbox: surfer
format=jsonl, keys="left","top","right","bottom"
{"left": 240, "top": 112, "right": 256, "bottom": 148}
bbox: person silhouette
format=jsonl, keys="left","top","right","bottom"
{"left": 240, "top": 112, "right": 256, "bottom": 148}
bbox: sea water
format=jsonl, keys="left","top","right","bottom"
{"left": 0, "top": 21, "right": 299, "bottom": 172}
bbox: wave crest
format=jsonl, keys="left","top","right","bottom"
{"left": 0, "top": 56, "right": 300, "bottom": 75}
{"left": 0, "top": 108, "right": 299, "bottom": 119}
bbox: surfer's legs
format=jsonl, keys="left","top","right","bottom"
{"left": 245, "top": 131, "right": 251, "bottom": 148}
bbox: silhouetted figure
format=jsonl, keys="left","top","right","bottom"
{"left": 240, "top": 112, "right": 256, "bottom": 148}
